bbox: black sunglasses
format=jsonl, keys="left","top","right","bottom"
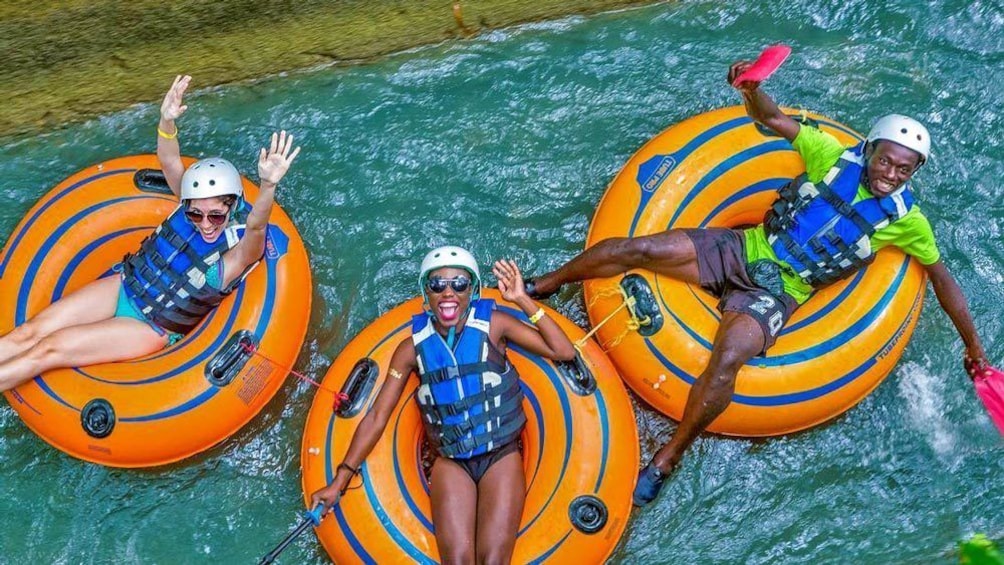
{"left": 185, "top": 208, "right": 229, "bottom": 226}
{"left": 426, "top": 275, "right": 471, "bottom": 294}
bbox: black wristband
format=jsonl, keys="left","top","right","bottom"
{"left": 337, "top": 462, "right": 359, "bottom": 476}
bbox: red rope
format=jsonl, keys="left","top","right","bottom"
{"left": 241, "top": 342, "right": 349, "bottom": 409}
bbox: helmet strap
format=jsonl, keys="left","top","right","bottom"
{"left": 426, "top": 301, "right": 474, "bottom": 348}
{"left": 229, "top": 195, "right": 244, "bottom": 222}
{"left": 859, "top": 168, "right": 870, "bottom": 190}
{"left": 446, "top": 326, "right": 457, "bottom": 350}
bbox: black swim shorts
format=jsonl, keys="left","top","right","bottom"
{"left": 681, "top": 228, "right": 798, "bottom": 354}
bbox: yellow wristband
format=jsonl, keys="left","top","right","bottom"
{"left": 157, "top": 126, "right": 178, "bottom": 140}
{"left": 529, "top": 307, "right": 546, "bottom": 324}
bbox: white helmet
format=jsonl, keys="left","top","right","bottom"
{"left": 867, "top": 114, "right": 931, "bottom": 165}
{"left": 419, "top": 246, "right": 482, "bottom": 299}
{"left": 180, "top": 158, "right": 244, "bottom": 201}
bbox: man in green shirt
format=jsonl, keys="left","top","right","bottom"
{"left": 526, "top": 59, "right": 989, "bottom": 507}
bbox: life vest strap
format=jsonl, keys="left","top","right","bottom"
{"left": 422, "top": 359, "right": 508, "bottom": 385}
{"left": 421, "top": 373, "right": 522, "bottom": 419}
{"left": 435, "top": 392, "right": 525, "bottom": 445}
{"left": 438, "top": 411, "right": 526, "bottom": 458}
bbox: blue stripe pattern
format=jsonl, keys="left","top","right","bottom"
{"left": 0, "top": 168, "right": 134, "bottom": 278}
{"left": 627, "top": 115, "right": 859, "bottom": 237}
{"left": 591, "top": 388, "right": 610, "bottom": 494}
{"left": 324, "top": 412, "right": 378, "bottom": 564}
{"left": 528, "top": 530, "right": 574, "bottom": 565}
{"left": 70, "top": 283, "right": 247, "bottom": 385}
{"left": 50, "top": 226, "right": 153, "bottom": 300}
{"left": 657, "top": 257, "right": 911, "bottom": 367}
{"left": 16, "top": 195, "right": 166, "bottom": 325}
{"left": 646, "top": 289, "right": 919, "bottom": 406}
{"left": 392, "top": 389, "right": 435, "bottom": 533}
{"left": 666, "top": 140, "right": 792, "bottom": 228}
{"left": 628, "top": 116, "right": 751, "bottom": 235}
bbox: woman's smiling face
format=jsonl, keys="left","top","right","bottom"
{"left": 425, "top": 266, "right": 474, "bottom": 327}
{"left": 185, "top": 196, "right": 231, "bottom": 243}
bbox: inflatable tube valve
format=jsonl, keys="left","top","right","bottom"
{"left": 81, "top": 398, "right": 116, "bottom": 439}
{"left": 568, "top": 495, "right": 608, "bottom": 534}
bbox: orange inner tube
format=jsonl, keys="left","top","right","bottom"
{"left": 584, "top": 106, "right": 926, "bottom": 436}
{"left": 0, "top": 155, "right": 312, "bottom": 467}
{"left": 301, "top": 290, "right": 638, "bottom": 563}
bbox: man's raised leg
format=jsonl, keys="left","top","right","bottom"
{"left": 633, "top": 310, "right": 765, "bottom": 506}
{"left": 529, "top": 230, "right": 701, "bottom": 298}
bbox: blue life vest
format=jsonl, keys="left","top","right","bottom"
{"left": 411, "top": 298, "right": 526, "bottom": 459}
{"left": 121, "top": 203, "right": 256, "bottom": 334}
{"left": 764, "top": 142, "right": 914, "bottom": 287}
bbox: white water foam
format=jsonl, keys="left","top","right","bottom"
{"left": 897, "top": 360, "right": 958, "bottom": 457}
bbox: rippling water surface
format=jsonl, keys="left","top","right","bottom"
{"left": 1, "top": 1, "right": 1002, "bottom": 562}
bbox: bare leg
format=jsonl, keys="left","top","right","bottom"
{"left": 532, "top": 230, "right": 701, "bottom": 296}
{"left": 430, "top": 457, "right": 478, "bottom": 565}
{"left": 475, "top": 450, "right": 525, "bottom": 565}
{"left": 652, "top": 311, "right": 764, "bottom": 473}
{"left": 0, "top": 276, "right": 121, "bottom": 364}
{"left": 0, "top": 317, "right": 167, "bottom": 392}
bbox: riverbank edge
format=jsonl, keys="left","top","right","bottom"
{"left": 1, "top": 0, "right": 663, "bottom": 139}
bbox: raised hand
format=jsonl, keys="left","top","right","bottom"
{"left": 258, "top": 130, "right": 302, "bottom": 187}
{"left": 493, "top": 259, "right": 528, "bottom": 303}
{"left": 727, "top": 60, "right": 758, "bottom": 92}
{"left": 160, "top": 75, "right": 191, "bottom": 122}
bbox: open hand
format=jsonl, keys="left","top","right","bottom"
{"left": 161, "top": 75, "right": 191, "bottom": 122}
{"left": 258, "top": 130, "right": 301, "bottom": 187}
{"left": 727, "top": 60, "right": 758, "bottom": 92}
{"left": 493, "top": 259, "right": 527, "bottom": 303}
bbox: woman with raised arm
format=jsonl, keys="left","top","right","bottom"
{"left": 311, "top": 246, "right": 576, "bottom": 565}
{"left": 0, "top": 75, "right": 300, "bottom": 392}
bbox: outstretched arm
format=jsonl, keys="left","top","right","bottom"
{"left": 925, "top": 261, "right": 988, "bottom": 372}
{"left": 728, "top": 61, "right": 800, "bottom": 142}
{"left": 310, "top": 339, "right": 416, "bottom": 512}
{"left": 492, "top": 259, "right": 576, "bottom": 361}
{"left": 157, "top": 75, "right": 191, "bottom": 197}
{"left": 220, "top": 131, "right": 301, "bottom": 286}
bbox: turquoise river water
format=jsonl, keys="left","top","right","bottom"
{"left": 1, "top": 1, "right": 1002, "bottom": 563}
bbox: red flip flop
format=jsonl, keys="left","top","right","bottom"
{"left": 973, "top": 365, "right": 1004, "bottom": 435}
{"left": 733, "top": 45, "right": 792, "bottom": 86}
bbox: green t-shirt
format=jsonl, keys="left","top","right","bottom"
{"left": 743, "top": 125, "right": 940, "bottom": 304}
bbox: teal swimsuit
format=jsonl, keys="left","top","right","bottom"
{"left": 114, "top": 261, "right": 224, "bottom": 346}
